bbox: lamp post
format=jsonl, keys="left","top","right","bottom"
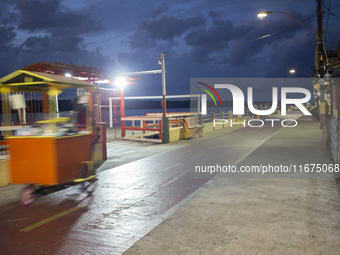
{"left": 257, "top": 11, "right": 317, "bottom": 35}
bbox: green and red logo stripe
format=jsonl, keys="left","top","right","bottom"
{"left": 196, "top": 82, "right": 223, "bottom": 106}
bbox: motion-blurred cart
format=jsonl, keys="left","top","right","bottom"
{"left": 0, "top": 70, "right": 101, "bottom": 204}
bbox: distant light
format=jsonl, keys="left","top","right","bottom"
{"left": 290, "top": 69, "right": 296, "bottom": 74}
{"left": 115, "top": 77, "right": 127, "bottom": 88}
{"left": 65, "top": 73, "right": 72, "bottom": 77}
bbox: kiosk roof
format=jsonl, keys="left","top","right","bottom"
{"left": 0, "top": 70, "right": 98, "bottom": 93}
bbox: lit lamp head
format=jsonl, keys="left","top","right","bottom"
{"left": 290, "top": 69, "right": 296, "bottom": 74}
{"left": 257, "top": 11, "right": 272, "bottom": 19}
{"left": 115, "top": 77, "right": 127, "bottom": 89}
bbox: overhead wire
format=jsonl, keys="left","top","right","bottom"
{"left": 323, "top": 1, "right": 340, "bottom": 22}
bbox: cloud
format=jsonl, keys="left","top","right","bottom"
{"left": 0, "top": 26, "right": 16, "bottom": 50}
{"left": 150, "top": 5, "right": 169, "bottom": 18}
{"left": 127, "top": 13, "right": 207, "bottom": 50}
{"left": 182, "top": 9, "right": 316, "bottom": 67}
{"left": 0, "top": 43, "right": 116, "bottom": 79}
{"left": 22, "top": 35, "right": 84, "bottom": 52}
{"left": 267, "top": 32, "right": 316, "bottom": 77}
{"left": 15, "top": 0, "right": 102, "bottom": 36}
{"left": 0, "top": 0, "right": 113, "bottom": 80}
{"left": 0, "top": 1, "right": 114, "bottom": 79}
{"left": 127, "top": 31, "right": 158, "bottom": 50}
{"left": 207, "top": 10, "right": 221, "bottom": 20}
{"left": 184, "top": 19, "right": 237, "bottom": 49}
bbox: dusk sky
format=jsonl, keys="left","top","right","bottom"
{"left": 0, "top": 0, "right": 339, "bottom": 99}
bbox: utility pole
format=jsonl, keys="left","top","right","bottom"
{"left": 316, "top": 0, "right": 325, "bottom": 76}
{"left": 161, "top": 53, "right": 169, "bottom": 143}
{"left": 161, "top": 53, "right": 167, "bottom": 118}
{"left": 316, "top": 0, "right": 327, "bottom": 128}
{"left": 121, "top": 54, "right": 169, "bottom": 142}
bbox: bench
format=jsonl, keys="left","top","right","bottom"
{"left": 182, "top": 117, "right": 205, "bottom": 139}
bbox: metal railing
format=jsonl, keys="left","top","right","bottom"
{"left": 121, "top": 116, "right": 163, "bottom": 143}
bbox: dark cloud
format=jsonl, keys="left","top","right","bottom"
{"left": 15, "top": 0, "right": 102, "bottom": 36}
{"left": 134, "top": 13, "right": 207, "bottom": 42}
{"left": 0, "top": 44, "right": 116, "bottom": 81}
{"left": 0, "top": 26, "right": 16, "bottom": 50}
{"left": 127, "top": 31, "right": 158, "bottom": 50}
{"left": 0, "top": 0, "right": 113, "bottom": 83}
{"left": 22, "top": 35, "right": 84, "bottom": 52}
{"left": 267, "top": 32, "right": 316, "bottom": 77}
{"left": 150, "top": 5, "right": 169, "bottom": 18}
{"left": 2, "top": 13, "right": 18, "bottom": 26}
{"left": 22, "top": 35, "right": 50, "bottom": 52}
{"left": 182, "top": 9, "right": 315, "bottom": 67}
{"left": 208, "top": 10, "right": 221, "bottom": 20}
{"left": 184, "top": 19, "right": 237, "bottom": 48}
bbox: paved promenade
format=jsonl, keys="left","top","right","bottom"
{"left": 1, "top": 115, "right": 340, "bottom": 254}
{"left": 123, "top": 117, "right": 340, "bottom": 255}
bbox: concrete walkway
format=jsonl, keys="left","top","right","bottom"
{"left": 123, "top": 117, "right": 340, "bottom": 255}
{"left": 1, "top": 115, "right": 340, "bottom": 254}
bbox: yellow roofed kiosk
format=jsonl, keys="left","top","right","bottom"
{"left": 0, "top": 69, "right": 101, "bottom": 186}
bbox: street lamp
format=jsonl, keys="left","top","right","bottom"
{"left": 257, "top": 11, "right": 317, "bottom": 35}
{"left": 289, "top": 69, "right": 313, "bottom": 78}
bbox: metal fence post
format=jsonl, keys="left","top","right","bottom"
{"left": 198, "top": 114, "right": 203, "bottom": 125}
{"left": 198, "top": 114, "right": 203, "bottom": 133}
{"left": 162, "top": 116, "right": 170, "bottom": 143}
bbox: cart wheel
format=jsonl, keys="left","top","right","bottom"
{"left": 86, "top": 181, "right": 97, "bottom": 195}
{"left": 21, "top": 186, "right": 36, "bottom": 205}
{"left": 79, "top": 179, "right": 97, "bottom": 195}
{"left": 79, "top": 182, "right": 87, "bottom": 192}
